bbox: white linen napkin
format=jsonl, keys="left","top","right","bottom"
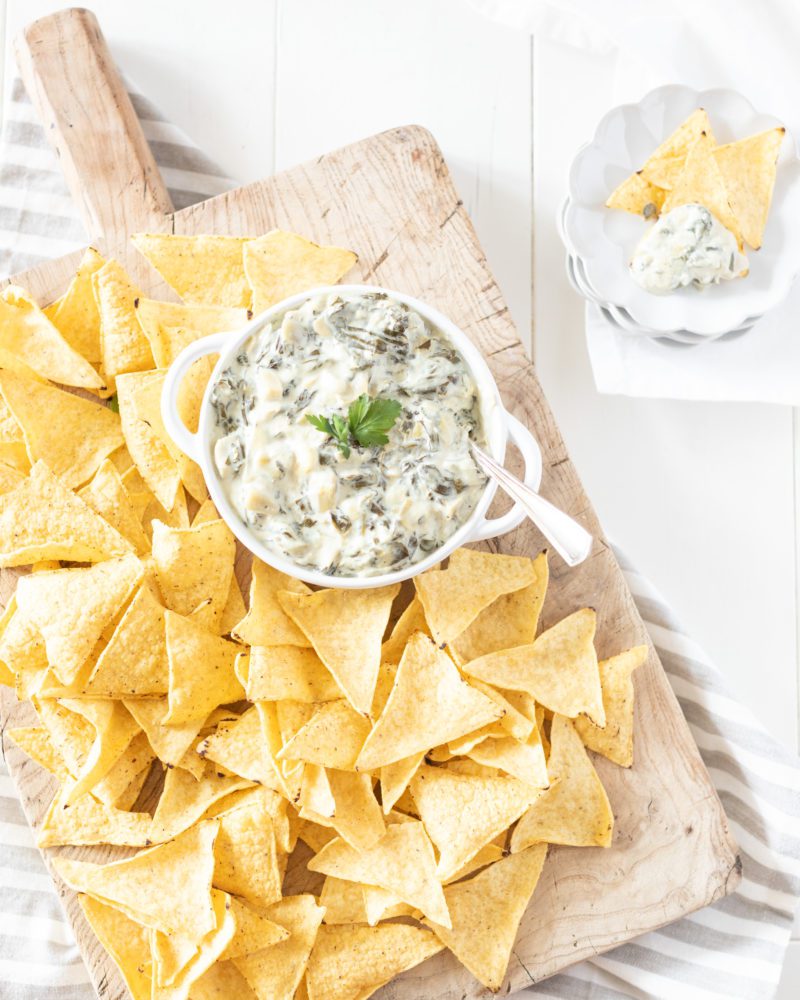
{"left": 472, "top": 0, "right": 800, "bottom": 403}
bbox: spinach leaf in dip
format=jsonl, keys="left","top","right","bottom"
{"left": 209, "top": 291, "right": 488, "bottom": 576}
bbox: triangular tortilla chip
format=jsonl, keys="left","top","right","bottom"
{"left": 424, "top": 845, "right": 548, "bottom": 991}
{"left": 153, "top": 887, "right": 236, "bottom": 995}
{"left": 511, "top": 715, "right": 614, "bottom": 850}
{"left": 381, "top": 594, "right": 429, "bottom": 663}
{"left": 640, "top": 108, "right": 714, "bottom": 189}
{"left": 133, "top": 233, "right": 252, "bottom": 308}
{"left": 54, "top": 820, "right": 219, "bottom": 935}
{"left": 246, "top": 645, "right": 340, "bottom": 702}
{"left": 464, "top": 608, "right": 605, "bottom": 726}
{"left": 467, "top": 728, "right": 549, "bottom": 788}
{"left": 299, "top": 762, "right": 336, "bottom": 818}
{"left": 714, "top": 126, "right": 785, "bottom": 249}
{"left": 380, "top": 751, "right": 425, "bottom": 814}
{"left": 5, "top": 725, "right": 69, "bottom": 779}
{"left": 243, "top": 230, "right": 358, "bottom": 314}
{"left": 124, "top": 697, "right": 207, "bottom": 768}
{"left": 32, "top": 698, "right": 94, "bottom": 776}
{"left": 198, "top": 705, "right": 279, "bottom": 787}
{"left": 117, "top": 370, "right": 181, "bottom": 511}
{"left": 356, "top": 632, "right": 503, "bottom": 770}
{"left": 309, "top": 820, "right": 450, "bottom": 926}
{"left": 150, "top": 760, "right": 253, "bottom": 842}
{"left": 326, "top": 769, "right": 385, "bottom": 850}
{"left": 0, "top": 461, "right": 132, "bottom": 565}
{"left": 47, "top": 247, "right": 105, "bottom": 363}
{"left": 257, "top": 700, "right": 306, "bottom": 802}
{"left": 319, "top": 875, "right": 368, "bottom": 924}
{"left": 574, "top": 644, "right": 647, "bottom": 767}
{"left": 78, "top": 895, "right": 152, "bottom": 1000}
{"left": 135, "top": 298, "right": 250, "bottom": 365}
{"left": 278, "top": 584, "right": 400, "bottom": 714}
{"left": 278, "top": 699, "right": 370, "bottom": 770}
{"left": 92, "top": 259, "right": 154, "bottom": 381}
{"left": 37, "top": 777, "right": 153, "bottom": 847}
{"left": 220, "top": 574, "right": 246, "bottom": 637}
{"left": 415, "top": 548, "right": 537, "bottom": 643}
{"left": 16, "top": 554, "right": 142, "bottom": 685}
{"left": 92, "top": 729, "right": 155, "bottom": 807}
{"left": 153, "top": 519, "right": 235, "bottom": 631}
{"left": 411, "top": 764, "right": 538, "bottom": 880}
{"left": 360, "top": 884, "right": 415, "bottom": 926}
{"left": 220, "top": 896, "right": 289, "bottom": 960}
{"left": 662, "top": 131, "right": 742, "bottom": 245}
{"left": 468, "top": 680, "right": 535, "bottom": 742}
{"left": 233, "top": 561, "right": 312, "bottom": 647}
{"left": 212, "top": 792, "right": 283, "bottom": 908}
{"left": 164, "top": 611, "right": 244, "bottom": 724}
{"left": 305, "top": 923, "right": 443, "bottom": 1000}
{"left": 79, "top": 459, "right": 150, "bottom": 554}
{"left": 450, "top": 551, "right": 548, "bottom": 664}
{"left": 0, "top": 285, "right": 104, "bottom": 389}
{"left": 605, "top": 170, "right": 666, "bottom": 216}
{"left": 191, "top": 961, "right": 256, "bottom": 1000}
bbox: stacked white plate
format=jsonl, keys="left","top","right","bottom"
{"left": 559, "top": 85, "right": 800, "bottom": 346}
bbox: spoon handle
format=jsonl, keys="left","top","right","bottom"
{"left": 471, "top": 444, "right": 593, "bottom": 567}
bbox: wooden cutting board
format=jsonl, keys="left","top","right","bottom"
{"left": 0, "top": 9, "right": 741, "bottom": 999}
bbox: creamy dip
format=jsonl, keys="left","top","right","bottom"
{"left": 629, "top": 203, "right": 748, "bottom": 295}
{"left": 210, "top": 291, "right": 488, "bottom": 576}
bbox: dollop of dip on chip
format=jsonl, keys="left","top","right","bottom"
{"left": 210, "top": 291, "right": 488, "bottom": 576}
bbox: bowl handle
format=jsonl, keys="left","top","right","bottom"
{"left": 161, "top": 332, "right": 230, "bottom": 464}
{"left": 469, "top": 413, "right": 543, "bottom": 542}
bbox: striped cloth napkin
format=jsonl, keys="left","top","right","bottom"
{"left": 0, "top": 75, "right": 798, "bottom": 1000}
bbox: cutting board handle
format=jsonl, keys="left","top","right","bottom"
{"left": 14, "top": 7, "right": 173, "bottom": 246}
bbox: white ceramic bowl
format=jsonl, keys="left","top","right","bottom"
{"left": 562, "top": 84, "right": 800, "bottom": 337}
{"left": 161, "top": 284, "right": 542, "bottom": 589}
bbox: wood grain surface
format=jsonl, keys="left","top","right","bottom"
{"left": 0, "top": 11, "right": 740, "bottom": 999}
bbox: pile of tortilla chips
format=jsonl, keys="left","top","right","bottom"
{"left": 607, "top": 107, "right": 785, "bottom": 252}
{"left": 0, "top": 230, "right": 647, "bottom": 998}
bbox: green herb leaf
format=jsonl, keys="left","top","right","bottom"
{"left": 349, "top": 395, "right": 402, "bottom": 448}
{"left": 306, "top": 412, "right": 351, "bottom": 458}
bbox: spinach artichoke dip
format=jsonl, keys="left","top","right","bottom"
{"left": 210, "top": 292, "right": 488, "bottom": 576}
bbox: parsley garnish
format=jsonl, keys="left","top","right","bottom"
{"left": 307, "top": 395, "right": 402, "bottom": 458}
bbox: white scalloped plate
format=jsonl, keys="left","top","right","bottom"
{"left": 562, "top": 85, "right": 800, "bottom": 336}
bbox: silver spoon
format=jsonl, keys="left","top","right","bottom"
{"left": 470, "top": 442, "right": 593, "bottom": 567}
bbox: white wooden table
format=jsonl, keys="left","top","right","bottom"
{"left": 1, "top": 0, "right": 797, "bottom": 992}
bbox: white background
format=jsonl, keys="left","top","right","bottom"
{"left": 1, "top": 0, "right": 798, "bottom": 992}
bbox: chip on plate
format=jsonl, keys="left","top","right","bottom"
{"left": 714, "top": 126, "right": 785, "bottom": 249}
{"left": 639, "top": 107, "right": 714, "bottom": 189}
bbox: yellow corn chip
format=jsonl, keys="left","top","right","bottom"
{"left": 380, "top": 751, "right": 425, "bottom": 815}
{"left": 233, "top": 894, "right": 325, "bottom": 1000}
{"left": 411, "top": 764, "right": 538, "bottom": 881}
{"left": 246, "top": 645, "right": 340, "bottom": 702}
{"left": 715, "top": 126, "right": 785, "bottom": 249}
{"left": 243, "top": 230, "right": 358, "bottom": 314}
{"left": 279, "top": 699, "right": 370, "bottom": 770}
{"left": 0, "top": 285, "right": 104, "bottom": 389}
{"left": 444, "top": 840, "right": 505, "bottom": 883}
{"left": 78, "top": 895, "right": 152, "bottom": 1000}
{"left": 220, "top": 574, "right": 247, "bottom": 637}
{"left": 425, "top": 844, "right": 548, "bottom": 991}
{"left": 5, "top": 725, "right": 69, "bottom": 779}
{"left": 299, "top": 762, "right": 336, "bottom": 818}
{"left": 123, "top": 697, "right": 207, "bottom": 768}
{"left": 605, "top": 170, "right": 667, "bottom": 216}
{"left": 257, "top": 700, "right": 306, "bottom": 802}
{"left": 150, "top": 761, "right": 253, "bottom": 842}
{"left": 220, "top": 895, "right": 289, "bottom": 960}
{"left": 79, "top": 459, "right": 150, "bottom": 554}
{"left": 58, "top": 697, "right": 142, "bottom": 803}
{"left": 356, "top": 632, "right": 503, "bottom": 771}
{"left": 381, "top": 594, "right": 429, "bottom": 663}
{"left": 464, "top": 608, "right": 605, "bottom": 726}
{"left": 117, "top": 371, "right": 181, "bottom": 511}
{"left": 190, "top": 961, "right": 256, "bottom": 1000}
{"left": 164, "top": 611, "right": 244, "bottom": 724}
{"left": 0, "top": 461, "right": 132, "bottom": 565}
{"left": 360, "top": 884, "right": 415, "bottom": 925}
{"left": 640, "top": 108, "right": 714, "bottom": 189}
{"left": 133, "top": 233, "right": 252, "bottom": 307}
{"left": 326, "top": 769, "right": 385, "bottom": 850}
{"left": 467, "top": 727, "right": 549, "bottom": 789}
{"left": 319, "top": 875, "right": 369, "bottom": 924}
{"left": 574, "top": 644, "right": 648, "bottom": 767}
{"left": 511, "top": 715, "right": 614, "bottom": 850}
{"left": 0, "top": 460, "right": 24, "bottom": 495}
{"left": 37, "top": 778, "right": 153, "bottom": 847}
{"left": 92, "top": 259, "right": 154, "bottom": 381}
{"left": 33, "top": 698, "right": 94, "bottom": 776}
{"left": 232, "top": 559, "right": 312, "bottom": 647}
{"left": 47, "top": 247, "right": 105, "bottom": 363}
{"left": 309, "top": 819, "right": 450, "bottom": 926}
{"left": 278, "top": 584, "right": 399, "bottom": 714}
{"left": 198, "top": 705, "right": 279, "bottom": 787}
{"left": 54, "top": 819, "right": 219, "bottom": 936}
{"left": 153, "top": 887, "right": 236, "bottom": 996}
{"left": 467, "top": 679, "right": 535, "bottom": 742}
{"left": 92, "top": 729, "right": 155, "bottom": 807}
{"left": 212, "top": 791, "right": 283, "bottom": 908}
{"left": 415, "top": 547, "right": 537, "bottom": 643}
{"left": 135, "top": 298, "right": 250, "bottom": 365}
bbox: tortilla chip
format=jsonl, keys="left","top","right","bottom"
{"left": 124, "top": 697, "right": 207, "bottom": 768}
{"left": 133, "top": 233, "right": 252, "bottom": 308}
{"left": 78, "top": 895, "right": 152, "bottom": 1000}
{"left": 305, "top": 923, "right": 442, "bottom": 1000}
{"left": 425, "top": 845, "right": 548, "bottom": 991}
{"left": 153, "top": 887, "right": 236, "bottom": 995}
{"left": 662, "top": 131, "right": 742, "bottom": 245}
{"left": 220, "top": 574, "right": 247, "bottom": 637}
{"left": 381, "top": 595, "right": 429, "bottom": 663}
{"left": 233, "top": 559, "right": 312, "bottom": 647}
{"left": 444, "top": 840, "right": 505, "bottom": 883}
{"left": 0, "top": 461, "right": 132, "bottom": 565}
{"left": 278, "top": 584, "right": 399, "bottom": 714}
{"left": 415, "top": 548, "right": 537, "bottom": 643}
{"left": 247, "top": 645, "right": 340, "bottom": 702}
{"left": 640, "top": 108, "right": 714, "bottom": 189}
{"left": 198, "top": 705, "right": 279, "bottom": 787}
{"left": 150, "top": 761, "right": 252, "bottom": 841}
{"left": 0, "top": 460, "right": 24, "bottom": 495}
{"left": 299, "top": 762, "right": 336, "bottom": 818}
{"left": 54, "top": 819, "right": 219, "bottom": 935}
{"left": 79, "top": 459, "right": 150, "bottom": 554}
{"left": 141, "top": 485, "right": 190, "bottom": 542}
{"left": 0, "top": 285, "right": 104, "bottom": 389}
{"left": 5, "top": 725, "right": 69, "bottom": 779}
{"left": 164, "top": 611, "right": 244, "bottom": 724}
{"left": 573, "top": 644, "right": 648, "bottom": 767}
{"left": 92, "top": 729, "right": 155, "bottom": 807}
{"left": 360, "top": 884, "right": 415, "bottom": 925}
{"left": 411, "top": 764, "right": 538, "bottom": 881}
{"left": 356, "top": 632, "right": 503, "bottom": 771}
{"left": 450, "top": 551, "right": 548, "bottom": 665}
{"left": 233, "top": 894, "right": 325, "bottom": 1000}
{"left": 47, "top": 247, "right": 105, "bottom": 364}
{"left": 605, "top": 170, "right": 667, "bottom": 216}
{"left": 464, "top": 608, "right": 605, "bottom": 726}
{"left": 58, "top": 697, "right": 142, "bottom": 803}
{"left": 84, "top": 585, "right": 168, "bottom": 697}
{"left": 212, "top": 796, "right": 283, "bottom": 910}
{"left": 256, "top": 700, "right": 307, "bottom": 802}
{"left": 715, "top": 127, "right": 785, "bottom": 249}
{"left": 511, "top": 715, "right": 614, "bottom": 850}
{"left": 220, "top": 895, "right": 289, "bottom": 960}
{"left": 135, "top": 298, "right": 250, "bottom": 365}
{"left": 309, "top": 819, "right": 450, "bottom": 926}
{"left": 92, "top": 259, "right": 154, "bottom": 382}
{"left": 117, "top": 371, "right": 181, "bottom": 511}
{"left": 467, "top": 728, "right": 549, "bottom": 789}
{"left": 32, "top": 698, "right": 93, "bottom": 776}
{"left": 380, "top": 751, "right": 425, "bottom": 815}
{"left": 243, "top": 230, "right": 358, "bottom": 314}
{"left": 37, "top": 778, "right": 153, "bottom": 847}
{"left": 190, "top": 961, "right": 257, "bottom": 1000}
{"left": 153, "top": 519, "right": 236, "bottom": 631}
{"left": 326, "top": 769, "right": 385, "bottom": 850}
{"left": 319, "top": 875, "right": 369, "bottom": 924}
{"left": 279, "top": 699, "right": 370, "bottom": 770}
{"left": 467, "top": 679, "right": 535, "bottom": 742}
